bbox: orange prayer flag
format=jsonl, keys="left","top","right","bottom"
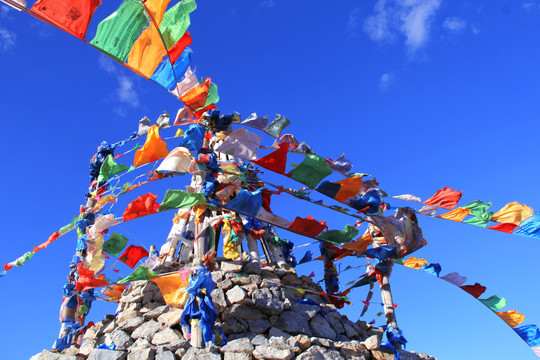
{"left": 342, "top": 231, "right": 373, "bottom": 255}
{"left": 334, "top": 176, "right": 363, "bottom": 203}
{"left": 151, "top": 271, "right": 190, "bottom": 305}
{"left": 127, "top": 24, "right": 168, "bottom": 78}
{"left": 491, "top": 202, "right": 534, "bottom": 226}
{"left": 402, "top": 256, "right": 428, "bottom": 270}
{"left": 180, "top": 78, "right": 211, "bottom": 111}
{"left": 436, "top": 207, "right": 471, "bottom": 222}
{"left": 33, "top": 231, "right": 60, "bottom": 252}
{"left": 103, "top": 285, "right": 126, "bottom": 302}
{"left": 423, "top": 187, "right": 463, "bottom": 210}
{"left": 143, "top": 0, "right": 171, "bottom": 25}
{"left": 134, "top": 125, "right": 169, "bottom": 167}
{"left": 496, "top": 310, "right": 525, "bottom": 328}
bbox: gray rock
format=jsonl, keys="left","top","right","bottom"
{"left": 280, "top": 287, "right": 303, "bottom": 304}
{"left": 116, "top": 309, "right": 138, "bottom": 324}
{"left": 247, "top": 318, "right": 272, "bottom": 333}
{"left": 222, "top": 317, "right": 248, "bottom": 335}
{"left": 218, "top": 278, "right": 234, "bottom": 290}
{"left": 281, "top": 274, "right": 302, "bottom": 286}
{"left": 211, "top": 270, "right": 224, "bottom": 283}
{"left": 139, "top": 302, "right": 160, "bottom": 314}
{"left": 252, "top": 345, "right": 294, "bottom": 360}
{"left": 277, "top": 311, "right": 311, "bottom": 336}
{"left": 151, "top": 328, "right": 182, "bottom": 346}
{"left": 397, "top": 350, "right": 422, "bottom": 360}
{"left": 269, "top": 337, "right": 291, "bottom": 350}
{"left": 118, "top": 317, "right": 145, "bottom": 333}
{"left": 342, "top": 319, "right": 360, "bottom": 339}
{"left": 174, "top": 348, "right": 186, "bottom": 358}
{"left": 224, "top": 353, "right": 252, "bottom": 360}
{"left": 243, "top": 262, "right": 262, "bottom": 274}
{"left": 127, "top": 348, "right": 156, "bottom": 360}
{"left": 220, "top": 338, "right": 254, "bottom": 353}
{"left": 327, "top": 313, "right": 345, "bottom": 335}
{"left": 370, "top": 349, "right": 395, "bottom": 360}
{"left": 30, "top": 350, "right": 79, "bottom": 360}
{"left": 289, "top": 334, "right": 310, "bottom": 351}
{"left": 157, "top": 308, "right": 183, "bottom": 327}
{"left": 268, "top": 327, "right": 291, "bottom": 339}
{"left": 232, "top": 275, "right": 253, "bottom": 286}
{"left": 310, "top": 337, "right": 334, "bottom": 348}
{"left": 291, "top": 303, "right": 320, "bottom": 321}
{"left": 296, "top": 346, "right": 344, "bottom": 360}
{"left": 143, "top": 305, "right": 168, "bottom": 320}
{"left": 127, "top": 338, "right": 152, "bottom": 351}
{"left": 340, "top": 342, "right": 370, "bottom": 359}
{"left": 131, "top": 320, "right": 161, "bottom": 340}
{"left": 251, "top": 335, "right": 269, "bottom": 346}
{"left": 310, "top": 314, "right": 337, "bottom": 340}
{"left": 211, "top": 287, "right": 228, "bottom": 312}
{"left": 111, "top": 330, "right": 134, "bottom": 350}
{"left": 361, "top": 334, "right": 381, "bottom": 350}
{"left": 249, "top": 274, "right": 262, "bottom": 285}
{"left": 252, "top": 288, "right": 284, "bottom": 315}
{"left": 222, "top": 304, "right": 265, "bottom": 321}
{"left": 227, "top": 285, "right": 247, "bottom": 304}
{"left": 155, "top": 350, "right": 175, "bottom": 360}
{"left": 87, "top": 349, "right": 127, "bottom": 360}
{"left": 182, "top": 347, "right": 221, "bottom": 360}
{"left": 269, "top": 315, "right": 278, "bottom": 326}
{"left": 79, "top": 339, "right": 97, "bottom": 356}
{"left": 101, "top": 320, "right": 117, "bottom": 334}
{"left": 221, "top": 261, "right": 244, "bottom": 272}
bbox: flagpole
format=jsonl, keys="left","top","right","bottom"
{"left": 379, "top": 262, "right": 401, "bottom": 350}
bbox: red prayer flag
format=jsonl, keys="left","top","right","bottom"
{"left": 288, "top": 216, "right": 328, "bottom": 237}
{"left": 31, "top": 0, "right": 101, "bottom": 39}
{"left": 193, "top": 103, "right": 217, "bottom": 120}
{"left": 4, "top": 263, "right": 12, "bottom": 271}
{"left": 118, "top": 245, "right": 149, "bottom": 268}
{"left": 487, "top": 223, "right": 519, "bottom": 233}
{"left": 423, "top": 186, "right": 463, "bottom": 210}
{"left": 122, "top": 193, "right": 160, "bottom": 222}
{"left": 460, "top": 283, "right": 486, "bottom": 298}
{"left": 76, "top": 263, "right": 109, "bottom": 291}
{"left": 254, "top": 142, "right": 290, "bottom": 175}
{"left": 181, "top": 78, "right": 211, "bottom": 111}
{"left": 33, "top": 232, "right": 60, "bottom": 252}
{"left": 168, "top": 31, "right": 192, "bottom": 65}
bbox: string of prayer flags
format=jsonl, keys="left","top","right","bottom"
{"left": 254, "top": 141, "right": 290, "bottom": 175}
{"left": 118, "top": 245, "right": 149, "bottom": 268}
{"left": 423, "top": 187, "right": 463, "bottom": 210}
{"left": 440, "top": 272, "right": 467, "bottom": 286}
{"left": 151, "top": 270, "right": 190, "bottom": 305}
{"left": 288, "top": 154, "right": 333, "bottom": 189}
{"left": 491, "top": 202, "right": 534, "bottom": 225}
{"left": 133, "top": 125, "right": 169, "bottom": 167}
{"left": 30, "top": 0, "right": 101, "bottom": 39}
{"left": 33, "top": 232, "right": 60, "bottom": 252}
{"left": 460, "top": 282, "right": 487, "bottom": 298}
{"left": 436, "top": 207, "right": 471, "bottom": 222}
{"left": 4, "top": 251, "right": 34, "bottom": 270}
{"left": 122, "top": 193, "right": 160, "bottom": 222}
{"left": 462, "top": 211, "right": 493, "bottom": 227}
{"left": 150, "top": 47, "right": 192, "bottom": 90}
{"left": 102, "top": 233, "right": 129, "bottom": 257}
{"left": 158, "top": 189, "right": 206, "bottom": 212}
{"left": 496, "top": 310, "right": 525, "bottom": 328}
{"left": 515, "top": 325, "right": 540, "bottom": 347}
{"left": 479, "top": 295, "right": 508, "bottom": 312}
{"left": 486, "top": 223, "right": 519, "bottom": 233}
{"left": 117, "top": 265, "right": 156, "bottom": 284}
{"left": 288, "top": 216, "right": 328, "bottom": 237}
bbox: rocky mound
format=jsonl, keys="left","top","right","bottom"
{"left": 31, "top": 260, "right": 436, "bottom": 360}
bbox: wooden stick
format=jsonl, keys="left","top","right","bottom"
{"left": 379, "top": 263, "right": 401, "bottom": 350}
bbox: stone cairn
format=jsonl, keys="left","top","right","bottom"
{"left": 32, "top": 259, "right": 436, "bottom": 360}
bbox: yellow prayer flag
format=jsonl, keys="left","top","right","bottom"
{"left": 127, "top": 24, "right": 168, "bottom": 78}
{"left": 175, "top": 128, "right": 184, "bottom": 137}
{"left": 295, "top": 288, "right": 306, "bottom": 294}
{"left": 134, "top": 125, "right": 169, "bottom": 167}
{"left": 436, "top": 207, "right": 471, "bottom": 222}
{"left": 402, "top": 256, "right": 428, "bottom": 270}
{"left": 496, "top": 310, "right": 525, "bottom": 328}
{"left": 491, "top": 202, "right": 534, "bottom": 226}
{"left": 151, "top": 272, "right": 190, "bottom": 306}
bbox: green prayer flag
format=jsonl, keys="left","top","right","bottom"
{"left": 117, "top": 265, "right": 156, "bottom": 284}
{"left": 463, "top": 211, "right": 493, "bottom": 227}
{"left": 15, "top": 252, "right": 35, "bottom": 266}
{"left": 103, "top": 233, "right": 128, "bottom": 257}
{"left": 317, "top": 225, "right": 359, "bottom": 245}
{"left": 160, "top": 0, "right": 197, "bottom": 48}
{"left": 133, "top": 143, "right": 141, "bottom": 150}
{"left": 202, "top": 82, "right": 219, "bottom": 108}
{"left": 265, "top": 114, "right": 291, "bottom": 137}
{"left": 76, "top": 305, "right": 89, "bottom": 317}
{"left": 59, "top": 216, "right": 78, "bottom": 236}
{"left": 479, "top": 295, "right": 507, "bottom": 311}
{"left": 90, "top": 0, "right": 148, "bottom": 62}
{"left": 462, "top": 200, "right": 492, "bottom": 217}
{"left": 288, "top": 154, "right": 333, "bottom": 189}
{"left": 158, "top": 189, "right": 206, "bottom": 212}
{"left": 351, "top": 275, "right": 377, "bottom": 288}
{"left": 98, "top": 154, "right": 129, "bottom": 183}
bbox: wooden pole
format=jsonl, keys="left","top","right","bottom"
{"left": 190, "top": 220, "right": 205, "bottom": 348}
{"left": 379, "top": 262, "right": 401, "bottom": 350}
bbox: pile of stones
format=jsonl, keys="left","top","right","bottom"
{"left": 31, "top": 259, "right": 436, "bottom": 360}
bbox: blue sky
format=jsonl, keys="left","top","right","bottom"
{"left": 1, "top": 0, "right": 540, "bottom": 359}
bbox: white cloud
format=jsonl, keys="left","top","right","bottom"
{"left": 379, "top": 72, "right": 395, "bottom": 91}
{"left": 442, "top": 17, "right": 467, "bottom": 33}
{"left": 0, "top": 27, "right": 16, "bottom": 52}
{"left": 523, "top": 1, "right": 540, "bottom": 13}
{"left": 363, "top": 0, "right": 441, "bottom": 52}
{"left": 347, "top": 7, "right": 362, "bottom": 35}
{"left": 117, "top": 75, "right": 139, "bottom": 108}
{"left": 0, "top": 5, "right": 12, "bottom": 19}
{"left": 98, "top": 55, "right": 116, "bottom": 74}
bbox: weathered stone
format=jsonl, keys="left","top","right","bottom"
{"left": 251, "top": 334, "right": 269, "bottom": 346}
{"left": 342, "top": 319, "right": 360, "bottom": 339}
{"left": 151, "top": 328, "right": 182, "bottom": 346}
{"left": 211, "top": 270, "right": 224, "bottom": 283}
{"left": 296, "top": 346, "right": 344, "bottom": 360}
{"left": 327, "top": 313, "right": 345, "bottom": 335}
{"left": 79, "top": 340, "right": 97, "bottom": 356}
{"left": 277, "top": 311, "right": 311, "bottom": 336}
{"left": 268, "top": 315, "right": 278, "bottom": 326}
{"left": 210, "top": 287, "right": 228, "bottom": 313}
{"left": 111, "top": 330, "right": 134, "bottom": 350}
{"left": 252, "top": 288, "right": 284, "bottom": 315}
{"left": 340, "top": 342, "right": 370, "bottom": 359}
{"left": 127, "top": 348, "right": 156, "bottom": 360}
{"left": 131, "top": 320, "right": 161, "bottom": 340}
{"left": 224, "top": 352, "right": 252, "bottom": 360}
{"left": 155, "top": 350, "right": 175, "bottom": 360}
{"left": 139, "top": 302, "right": 160, "bottom": 314}
{"left": 143, "top": 305, "right": 168, "bottom": 320}
{"left": 309, "top": 314, "right": 337, "bottom": 340}
{"left": 249, "top": 274, "right": 262, "bottom": 285}
{"left": 117, "top": 317, "right": 145, "bottom": 333}
{"left": 174, "top": 348, "right": 186, "bottom": 358}
{"left": 220, "top": 338, "right": 254, "bottom": 353}
{"left": 127, "top": 338, "right": 152, "bottom": 351}
{"left": 116, "top": 309, "right": 138, "bottom": 324}
{"left": 157, "top": 308, "right": 183, "bottom": 327}
{"left": 182, "top": 347, "right": 221, "bottom": 360}
{"left": 218, "top": 278, "right": 234, "bottom": 290}
{"left": 367, "top": 326, "right": 385, "bottom": 339}
{"left": 310, "top": 337, "right": 334, "bottom": 348}
{"left": 87, "top": 349, "right": 127, "bottom": 360}
{"left": 280, "top": 287, "right": 303, "bottom": 304}
{"left": 221, "top": 261, "right": 243, "bottom": 272}
{"left": 243, "top": 262, "right": 262, "bottom": 274}
{"left": 269, "top": 336, "right": 291, "bottom": 350}
{"left": 289, "top": 334, "right": 311, "bottom": 351}
{"left": 222, "top": 304, "right": 265, "bottom": 321}
{"left": 291, "top": 303, "right": 320, "bottom": 321}
{"left": 371, "top": 349, "right": 395, "bottom": 360}
{"left": 361, "top": 334, "right": 381, "bottom": 350}
{"left": 227, "top": 285, "right": 247, "bottom": 304}
{"left": 268, "top": 327, "right": 291, "bottom": 339}
{"left": 222, "top": 317, "right": 248, "bottom": 335}
{"left": 232, "top": 275, "right": 253, "bottom": 286}
{"left": 281, "top": 274, "right": 302, "bottom": 286}
{"left": 101, "top": 320, "right": 117, "bottom": 334}
{"left": 252, "top": 345, "right": 294, "bottom": 360}
{"left": 397, "top": 350, "right": 422, "bottom": 360}
{"left": 30, "top": 349, "right": 79, "bottom": 360}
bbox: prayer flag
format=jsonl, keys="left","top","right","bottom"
{"left": 151, "top": 271, "right": 190, "bottom": 305}
{"left": 288, "top": 154, "right": 333, "bottom": 189}
{"left": 402, "top": 257, "right": 428, "bottom": 270}
{"left": 123, "top": 193, "right": 160, "bottom": 222}
{"left": 423, "top": 187, "right": 462, "bottom": 210}
{"left": 288, "top": 216, "right": 328, "bottom": 237}
{"left": 496, "top": 310, "right": 525, "bottom": 328}
{"left": 117, "top": 265, "right": 156, "bottom": 284}
{"left": 491, "top": 202, "right": 534, "bottom": 226}
{"left": 33, "top": 232, "right": 60, "bottom": 252}
{"left": 133, "top": 125, "right": 169, "bottom": 167}
{"left": 254, "top": 142, "right": 290, "bottom": 175}
{"left": 460, "top": 283, "right": 486, "bottom": 298}
{"left": 436, "top": 207, "right": 471, "bottom": 222}
{"left": 103, "top": 233, "right": 129, "bottom": 257}
{"left": 317, "top": 225, "right": 359, "bottom": 245}
{"left": 158, "top": 189, "right": 205, "bottom": 212}
{"left": 479, "top": 295, "right": 507, "bottom": 312}
{"left": 118, "top": 245, "right": 149, "bottom": 268}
